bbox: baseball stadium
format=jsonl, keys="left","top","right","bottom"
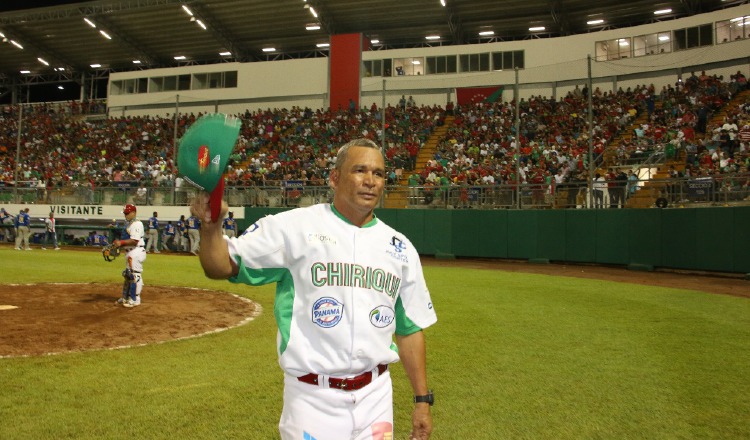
{"left": 1, "top": 1, "right": 750, "bottom": 439}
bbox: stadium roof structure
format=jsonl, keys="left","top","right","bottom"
{"left": 0, "top": 0, "right": 746, "bottom": 81}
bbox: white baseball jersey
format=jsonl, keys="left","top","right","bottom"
{"left": 225, "top": 203, "right": 437, "bottom": 377}
{"left": 122, "top": 219, "right": 146, "bottom": 273}
{"left": 122, "top": 219, "right": 145, "bottom": 248}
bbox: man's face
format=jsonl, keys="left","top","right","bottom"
{"left": 330, "top": 146, "right": 385, "bottom": 222}
{"left": 125, "top": 210, "right": 136, "bottom": 221}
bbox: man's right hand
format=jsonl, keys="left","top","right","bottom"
{"left": 190, "top": 192, "right": 229, "bottom": 227}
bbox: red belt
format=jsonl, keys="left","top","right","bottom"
{"left": 297, "top": 364, "right": 388, "bottom": 391}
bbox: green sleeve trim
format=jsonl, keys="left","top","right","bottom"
{"left": 229, "top": 255, "right": 295, "bottom": 355}
{"left": 394, "top": 296, "right": 422, "bottom": 336}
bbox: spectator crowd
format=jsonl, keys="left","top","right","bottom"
{"left": 1, "top": 69, "right": 748, "bottom": 209}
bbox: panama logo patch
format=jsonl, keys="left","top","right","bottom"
{"left": 312, "top": 297, "right": 344, "bottom": 328}
{"left": 369, "top": 306, "right": 395, "bottom": 328}
{"left": 197, "top": 145, "right": 210, "bottom": 173}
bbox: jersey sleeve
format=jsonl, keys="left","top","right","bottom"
{"left": 225, "top": 215, "right": 287, "bottom": 286}
{"left": 394, "top": 237, "right": 437, "bottom": 335}
{"left": 129, "top": 221, "right": 145, "bottom": 242}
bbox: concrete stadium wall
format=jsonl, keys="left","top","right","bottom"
{"left": 243, "top": 206, "right": 750, "bottom": 274}
{"left": 107, "top": 5, "right": 750, "bottom": 116}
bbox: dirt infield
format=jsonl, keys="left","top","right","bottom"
{"left": 0, "top": 259, "right": 746, "bottom": 358}
{"left": 0, "top": 283, "right": 259, "bottom": 358}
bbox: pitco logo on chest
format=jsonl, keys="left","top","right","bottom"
{"left": 312, "top": 297, "right": 344, "bottom": 328}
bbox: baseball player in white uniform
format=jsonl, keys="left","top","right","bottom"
{"left": 114, "top": 204, "right": 147, "bottom": 308}
{"left": 192, "top": 138, "right": 437, "bottom": 440}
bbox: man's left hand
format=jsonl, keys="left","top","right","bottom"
{"left": 409, "top": 404, "right": 432, "bottom": 440}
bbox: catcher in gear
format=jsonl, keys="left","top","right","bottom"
{"left": 113, "top": 204, "right": 147, "bottom": 308}
{"left": 102, "top": 244, "right": 120, "bottom": 261}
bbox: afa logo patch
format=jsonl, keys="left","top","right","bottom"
{"left": 369, "top": 305, "right": 395, "bottom": 328}
{"left": 312, "top": 297, "right": 344, "bottom": 328}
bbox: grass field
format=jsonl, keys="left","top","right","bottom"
{"left": 1, "top": 247, "right": 749, "bottom": 439}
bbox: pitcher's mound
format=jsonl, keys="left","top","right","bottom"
{"left": 0, "top": 283, "right": 259, "bottom": 358}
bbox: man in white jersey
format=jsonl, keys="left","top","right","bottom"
{"left": 114, "top": 204, "right": 147, "bottom": 308}
{"left": 191, "top": 138, "right": 437, "bottom": 440}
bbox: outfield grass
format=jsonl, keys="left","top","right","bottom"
{"left": 1, "top": 247, "right": 749, "bottom": 439}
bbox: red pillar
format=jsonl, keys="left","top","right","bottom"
{"left": 329, "top": 33, "right": 365, "bottom": 112}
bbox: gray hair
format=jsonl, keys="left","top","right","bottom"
{"left": 334, "top": 138, "right": 382, "bottom": 170}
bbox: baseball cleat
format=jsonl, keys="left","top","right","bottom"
{"left": 123, "top": 299, "right": 140, "bottom": 308}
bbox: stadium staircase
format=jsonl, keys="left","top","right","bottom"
{"left": 624, "top": 150, "right": 687, "bottom": 208}
{"left": 383, "top": 116, "right": 454, "bottom": 208}
{"left": 705, "top": 88, "right": 750, "bottom": 129}
{"left": 600, "top": 107, "right": 652, "bottom": 171}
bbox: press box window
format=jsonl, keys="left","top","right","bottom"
{"left": 459, "top": 53, "right": 490, "bottom": 72}
{"left": 425, "top": 56, "right": 457, "bottom": 74}
{"left": 393, "top": 57, "right": 425, "bottom": 76}
{"left": 491, "top": 51, "right": 524, "bottom": 70}
{"left": 716, "top": 16, "right": 749, "bottom": 43}
{"left": 673, "top": 24, "right": 713, "bottom": 50}
{"left": 633, "top": 32, "right": 672, "bottom": 56}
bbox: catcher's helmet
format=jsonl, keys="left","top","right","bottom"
{"left": 123, "top": 204, "right": 137, "bottom": 215}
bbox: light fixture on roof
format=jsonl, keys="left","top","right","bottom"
{"left": 529, "top": 26, "right": 546, "bottom": 31}
{"left": 370, "top": 39, "right": 380, "bottom": 44}
{"left": 306, "top": 24, "right": 321, "bottom": 31}
{"left": 219, "top": 51, "right": 232, "bottom": 56}
{"left": 0, "top": 32, "right": 5, "bottom": 38}
{"left": 654, "top": 9, "right": 672, "bottom": 15}
{"left": 37, "top": 57, "right": 49, "bottom": 66}
{"left": 316, "top": 43, "right": 330, "bottom": 48}
{"left": 412, "top": 60, "right": 421, "bottom": 65}
{"left": 54, "top": 67, "right": 65, "bottom": 71}
{"left": 10, "top": 40, "right": 23, "bottom": 49}
{"left": 425, "top": 35, "right": 440, "bottom": 40}
{"left": 658, "top": 35, "right": 670, "bottom": 41}
{"left": 619, "top": 40, "right": 629, "bottom": 46}
{"left": 84, "top": 17, "right": 97, "bottom": 28}
{"left": 20, "top": 70, "right": 30, "bottom": 74}
{"left": 478, "top": 30, "right": 495, "bottom": 36}
{"left": 174, "top": 56, "right": 186, "bottom": 60}
{"left": 99, "top": 30, "right": 112, "bottom": 40}
{"left": 440, "top": 0, "right": 446, "bottom": 6}
{"left": 309, "top": 7, "right": 318, "bottom": 18}
{"left": 182, "top": 5, "right": 193, "bottom": 16}
{"left": 90, "top": 63, "right": 101, "bottom": 68}
{"left": 196, "top": 19, "right": 207, "bottom": 30}
{"left": 262, "top": 47, "right": 276, "bottom": 52}
{"left": 58, "top": 85, "right": 64, "bottom": 90}
{"left": 132, "top": 60, "right": 141, "bottom": 64}
{"left": 587, "top": 19, "right": 604, "bottom": 25}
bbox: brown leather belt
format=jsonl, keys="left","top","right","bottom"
{"left": 297, "top": 364, "right": 388, "bottom": 391}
